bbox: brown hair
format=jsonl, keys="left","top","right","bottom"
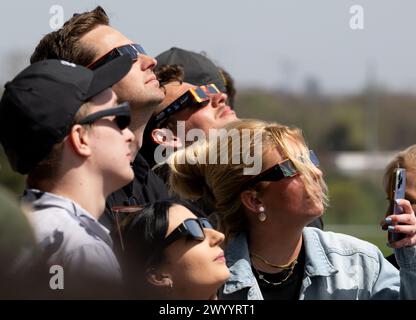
{"left": 155, "top": 64, "right": 185, "bottom": 88}
{"left": 30, "top": 6, "right": 109, "bottom": 66}
{"left": 383, "top": 145, "right": 416, "bottom": 201}
{"left": 218, "top": 67, "right": 236, "bottom": 108}
{"left": 168, "top": 119, "right": 328, "bottom": 240}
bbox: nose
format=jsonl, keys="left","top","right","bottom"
{"left": 206, "top": 228, "right": 225, "bottom": 247}
{"left": 210, "top": 92, "right": 228, "bottom": 109}
{"left": 137, "top": 54, "right": 157, "bottom": 71}
{"left": 123, "top": 127, "right": 135, "bottom": 144}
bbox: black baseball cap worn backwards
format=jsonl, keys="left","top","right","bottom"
{"left": 155, "top": 47, "right": 226, "bottom": 93}
{"left": 0, "top": 55, "right": 132, "bottom": 174}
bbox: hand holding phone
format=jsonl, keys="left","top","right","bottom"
{"left": 387, "top": 168, "right": 406, "bottom": 243}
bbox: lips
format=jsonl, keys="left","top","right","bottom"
{"left": 218, "top": 106, "right": 235, "bottom": 118}
{"left": 145, "top": 74, "right": 158, "bottom": 85}
{"left": 214, "top": 251, "right": 226, "bottom": 262}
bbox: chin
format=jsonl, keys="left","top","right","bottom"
{"left": 119, "top": 170, "right": 135, "bottom": 187}
{"left": 217, "top": 266, "right": 231, "bottom": 284}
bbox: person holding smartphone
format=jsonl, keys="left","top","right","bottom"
{"left": 168, "top": 119, "right": 416, "bottom": 299}
{"left": 382, "top": 145, "right": 416, "bottom": 269}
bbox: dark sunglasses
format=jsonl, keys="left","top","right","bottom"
{"left": 77, "top": 102, "right": 131, "bottom": 130}
{"left": 162, "top": 217, "right": 214, "bottom": 249}
{"left": 241, "top": 150, "right": 320, "bottom": 191}
{"left": 87, "top": 43, "right": 147, "bottom": 70}
{"left": 152, "top": 84, "right": 221, "bottom": 128}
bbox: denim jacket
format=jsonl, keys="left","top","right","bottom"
{"left": 220, "top": 227, "right": 416, "bottom": 300}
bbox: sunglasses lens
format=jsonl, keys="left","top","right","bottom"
{"left": 309, "top": 150, "right": 319, "bottom": 167}
{"left": 120, "top": 46, "right": 138, "bottom": 61}
{"left": 200, "top": 218, "right": 213, "bottom": 229}
{"left": 185, "top": 219, "right": 205, "bottom": 240}
{"left": 115, "top": 115, "right": 130, "bottom": 130}
{"left": 206, "top": 84, "right": 220, "bottom": 94}
{"left": 192, "top": 87, "right": 209, "bottom": 102}
{"left": 132, "top": 44, "right": 147, "bottom": 55}
{"left": 279, "top": 160, "right": 298, "bottom": 177}
{"left": 118, "top": 44, "right": 147, "bottom": 61}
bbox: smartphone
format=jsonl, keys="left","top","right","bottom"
{"left": 388, "top": 168, "right": 406, "bottom": 243}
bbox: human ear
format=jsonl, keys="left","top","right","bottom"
{"left": 146, "top": 268, "right": 173, "bottom": 288}
{"left": 68, "top": 124, "right": 92, "bottom": 157}
{"left": 240, "top": 190, "right": 264, "bottom": 214}
{"left": 151, "top": 128, "right": 183, "bottom": 148}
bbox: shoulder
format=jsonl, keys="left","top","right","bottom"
{"left": 29, "top": 206, "right": 79, "bottom": 236}
{"left": 303, "top": 227, "right": 383, "bottom": 260}
{"left": 29, "top": 207, "right": 108, "bottom": 256}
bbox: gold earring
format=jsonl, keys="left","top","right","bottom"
{"left": 258, "top": 206, "right": 266, "bottom": 222}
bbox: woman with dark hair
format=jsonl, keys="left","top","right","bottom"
{"left": 121, "top": 199, "right": 230, "bottom": 299}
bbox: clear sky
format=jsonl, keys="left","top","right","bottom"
{"left": 1, "top": 0, "right": 416, "bottom": 94}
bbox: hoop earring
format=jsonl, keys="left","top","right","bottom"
{"left": 258, "top": 206, "right": 267, "bottom": 222}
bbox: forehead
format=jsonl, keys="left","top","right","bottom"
{"left": 262, "top": 139, "right": 307, "bottom": 168}
{"left": 166, "top": 204, "right": 197, "bottom": 234}
{"left": 80, "top": 25, "right": 133, "bottom": 58}
{"left": 87, "top": 88, "right": 118, "bottom": 114}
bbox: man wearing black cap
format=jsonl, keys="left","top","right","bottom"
{"left": 155, "top": 47, "right": 237, "bottom": 108}
{"left": 0, "top": 55, "right": 134, "bottom": 298}
{"left": 151, "top": 48, "right": 324, "bottom": 230}
{"left": 141, "top": 64, "right": 237, "bottom": 171}
{"left": 30, "top": 6, "right": 169, "bottom": 232}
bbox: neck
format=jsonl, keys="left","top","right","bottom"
{"left": 129, "top": 107, "right": 154, "bottom": 148}
{"left": 45, "top": 168, "right": 107, "bottom": 220}
{"left": 248, "top": 220, "right": 303, "bottom": 273}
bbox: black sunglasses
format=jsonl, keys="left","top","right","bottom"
{"left": 162, "top": 217, "right": 214, "bottom": 249}
{"left": 152, "top": 84, "right": 221, "bottom": 128}
{"left": 241, "top": 150, "right": 320, "bottom": 191}
{"left": 87, "top": 43, "right": 147, "bottom": 70}
{"left": 77, "top": 102, "right": 131, "bottom": 130}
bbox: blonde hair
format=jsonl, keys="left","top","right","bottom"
{"left": 383, "top": 145, "right": 416, "bottom": 199}
{"left": 169, "top": 119, "right": 328, "bottom": 240}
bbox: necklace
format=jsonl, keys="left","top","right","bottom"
{"left": 252, "top": 262, "right": 297, "bottom": 286}
{"left": 251, "top": 252, "right": 298, "bottom": 270}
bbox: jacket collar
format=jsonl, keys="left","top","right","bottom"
{"left": 302, "top": 227, "right": 338, "bottom": 277}
{"left": 22, "top": 188, "right": 113, "bottom": 247}
{"left": 222, "top": 227, "right": 338, "bottom": 295}
{"left": 222, "top": 233, "right": 256, "bottom": 294}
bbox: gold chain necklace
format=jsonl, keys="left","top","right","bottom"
{"left": 252, "top": 261, "right": 297, "bottom": 286}
{"left": 251, "top": 252, "right": 298, "bottom": 270}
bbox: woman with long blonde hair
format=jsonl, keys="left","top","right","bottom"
{"left": 169, "top": 119, "right": 416, "bottom": 300}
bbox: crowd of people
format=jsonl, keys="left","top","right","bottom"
{"left": 0, "top": 6, "right": 416, "bottom": 300}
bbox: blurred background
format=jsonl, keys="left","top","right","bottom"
{"left": 2, "top": 0, "right": 416, "bottom": 255}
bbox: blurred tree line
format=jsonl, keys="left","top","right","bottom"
{"left": 235, "top": 88, "right": 416, "bottom": 229}
{"left": 1, "top": 88, "right": 415, "bottom": 231}
{"left": 236, "top": 89, "right": 416, "bottom": 152}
